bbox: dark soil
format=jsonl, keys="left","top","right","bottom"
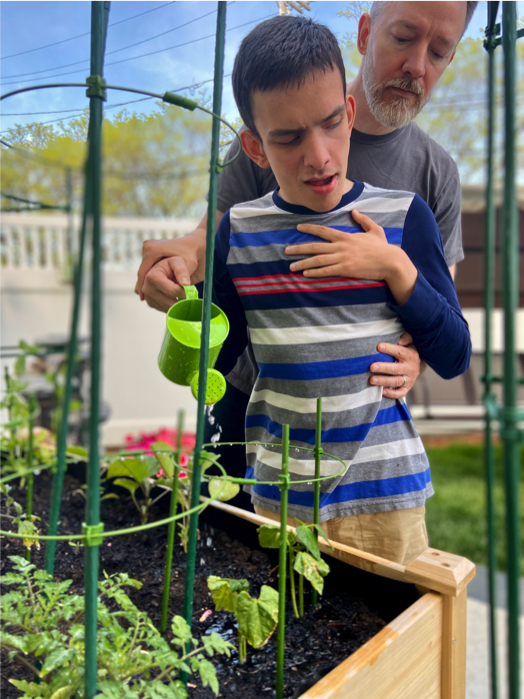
{"left": 1, "top": 469, "right": 419, "bottom": 698}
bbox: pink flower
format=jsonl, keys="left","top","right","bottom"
{"left": 157, "top": 467, "right": 165, "bottom": 477}
{"left": 179, "top": 471, "right": 188, "bottom": 479}
{"left": 179, "top": 453, "right": 189, "bottom": 467}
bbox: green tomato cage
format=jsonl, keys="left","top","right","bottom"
{"left": 1, "top": 3, "right": 523, "bottom": 698}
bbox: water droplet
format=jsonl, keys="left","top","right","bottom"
{"left": 210, "top": 432, "right": 220, "bottom": 443}
{"left": 206, "top": 537, "right": 213, "bottom": 547}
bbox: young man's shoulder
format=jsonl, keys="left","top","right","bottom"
{"left": 356, "top": 181, "right": 422, "bottom": 213}
{"left": 228, "top": 191, "right": 276, "bottom": 220}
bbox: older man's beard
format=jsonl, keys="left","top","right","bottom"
{"left": 362, "top": 54, "right": 428, "bottom": 129}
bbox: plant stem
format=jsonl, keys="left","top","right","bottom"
{"left": 13, "top": 653, "right": 42, "bottom": 678}
{"left": 237, "top": 630, "right": 247, "bottom": 664}
{"left": 150, "top": 488, "right": 170, "bottom": 507}
{"left": 289, "top": 550, "right": 299, "bottom": 618}
{"left": 299, "top": 573, "right": 304, "bottom": 617}
{"left": 156, "top": 643, "right": 206, "bottom": 682}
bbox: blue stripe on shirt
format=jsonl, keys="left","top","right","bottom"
{"left": 257, "top": 352, "right": 395, "bottom": 380}
{"left": 245, "top": 466, "right": 431, "bottom": 507}
{"left": 230, "top": 227, "right": 403, "bottom": 248}
{"left": 240, "top": 286, "right": 390, "bottom": 311}
{"left": 246, "top": 403, "right": 410, "bottom": 444}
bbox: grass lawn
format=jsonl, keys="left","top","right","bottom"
{"left": 424, "top": 440, "right": 524, "bottom": 574}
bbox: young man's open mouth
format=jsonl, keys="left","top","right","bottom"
{"left": 304, "top": 174, "right": 338, "bottom": 195}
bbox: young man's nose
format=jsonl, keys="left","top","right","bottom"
{"left": 303, "top": 135, "right": 330, "bottom": 171}
{"left": 402, "top": 45, "right": 426, "bottom": 80}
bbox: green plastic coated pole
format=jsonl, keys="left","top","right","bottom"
{"left": 501, "top": 4, "right": 520, "bottom": 698}
{"left": 482, "top": 4, "right": 500, "bottom": 697}
{"left": 84, "top": 4, "right": 110, "bottom": 699}
{"left": 276, "top": 424, "right": 290, "bottom": 699}
{"left": 182, "top": 1, "right": 227, "bottom": 645}
{"left": 25, "top": 395, "right": 36, "bottom": 563}
{"left": 311, "top": 398, "right": 322, "bottom": 606}
{"left": 160, "top": 410, "right": 184, "bottom": 633}
{"left": 45, "top": 165, "right": 90, "bottom": 576}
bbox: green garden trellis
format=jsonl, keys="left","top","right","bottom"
{"left": 1, "top": 5, "right": 341, "bottom": 696}
{"left": 482, "top": 3, "right": 523, "bottom": 699}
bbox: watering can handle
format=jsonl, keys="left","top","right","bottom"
{"left": 182, "top": 285, "right": 198, "bottom": 301}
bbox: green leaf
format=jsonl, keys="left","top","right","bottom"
{"left": 198, "top": 658, "right": 219, "bottom": 695}
{"left": 107, "top": 458, "right": 148, "bottom": 483}
{"left": 112, "top": 478, "right": 140, "bottom": 497}
{"left": 207, "top": 576, "right": 249, "bottom": 613}
{"left": 257, "top": 524, "right": 281, "bottom": 549}
{"left": 294, "top": 552, "right": 330, "bottom": 595}
{"left": 14, "top": 355, "right": 26, "bottom": 376}
{"left": 144, "top": 455, "right": 160, "bottom": 478}
{"left": 208, "top": 479, "right": 240, "bottom": 502}
{"left": 296, "top": 525, "right": 320, "bottom": 560}
{"left": 201, "top": 632, "right": 233, "bottom": 658}
{"left": 313, "top": 523, "right": 334, "bottom": 549}
{"left": 50, "top": 687, "right": 75, "bottom": 699}
{"left": 198, "top": 450, "right": 222, "bottom": 478}
{"left": 10, "top": 680, "right": 50, "bottom": 698}
{"left": 170, "top": 615, "right": 193, "bottom": 646}
{"left": 236, "top": 586, "right": 279, "bottom": 649}
{"left": 66, "top": 446, "right": 88, "bottom": 459}
{"left": 8, "top": 377, "right": 28, "bottom": 392}
{"left": 18, "top": 518, "right": 39, "bottom": 550}
{"left": 151, "top": 441, "right": 175, "bottom": 478}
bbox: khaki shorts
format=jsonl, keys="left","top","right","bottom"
{"left": 254, "top": 505, "right": 429, "bottom": 566}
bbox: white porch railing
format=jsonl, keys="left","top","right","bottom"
{"left": 0, "top": 213, "right": 199, "bottom": 273}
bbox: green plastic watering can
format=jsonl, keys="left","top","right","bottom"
{"left": 158, "top": 285, "right": 229, "bottom": 404}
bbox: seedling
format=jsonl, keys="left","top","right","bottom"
{"left": 258, "top": 522, "right": 332, "bottom": 617}
{"left": 1, "top": 556, "right": 234, "bottom": 697}
{"left": 207, "top": 576, "right": 279, "bottom": 664}
{"left": 0, "top": 484, "right": 40, "bottom": 550}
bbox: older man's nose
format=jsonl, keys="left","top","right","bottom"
{"left": 402, "top": 45, "right": 426, "bottom": 79}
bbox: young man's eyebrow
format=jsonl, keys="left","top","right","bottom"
{"left": 393, "top": 20, "right": 455, "bottom": 50}
{"left": 268, "top": 105, "right": 346, "bottom": 138}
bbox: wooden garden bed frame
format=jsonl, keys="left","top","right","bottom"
{"left": 209, "top": 500, "right": 475, "bottom": 699}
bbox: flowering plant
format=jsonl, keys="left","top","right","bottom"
{"left": 123, "top": 427, "right": 195, "bottom": 456}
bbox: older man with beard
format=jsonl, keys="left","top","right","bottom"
{"left": 135, "top": 1, "right": 478, "bottom": 510}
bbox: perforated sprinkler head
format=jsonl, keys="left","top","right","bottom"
{"left": 189, "top": 369, "right": 226, "bottom": 405}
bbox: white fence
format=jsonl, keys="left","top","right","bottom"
{"left": 1, "top": 213, "right": 200, "bottom": 445}
{"left": 1, "top": 213, "right": 199, "bottom": 273}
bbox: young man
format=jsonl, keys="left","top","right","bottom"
{"left": 211, "top": 16, "right": 471, "bottom": 565}
{"left": 136, "top": 3, "right": 477, "bottom": 510}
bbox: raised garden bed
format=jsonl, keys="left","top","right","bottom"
{"left": 1, "top": 470, "right": 474, "bottom": 698}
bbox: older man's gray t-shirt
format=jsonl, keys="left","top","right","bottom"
{"left": 215, "top": 121, "right": 463, "bottom": 395}
{"left": 217, "top": 121, "right": 463, "bottom": 267}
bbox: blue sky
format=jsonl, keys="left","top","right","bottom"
{"left": 0, "top": 1, "right": 507, "bottom": 137}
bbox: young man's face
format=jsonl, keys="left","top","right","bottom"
{"left": 358, "top": 1, "right": 466, "bottom": 128}
{"left": 240, "top": 68, "right": 355, "bottom": 212}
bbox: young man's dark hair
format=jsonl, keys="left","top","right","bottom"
{"left": 232, "top": 15, "right": 346, "bottom": 136}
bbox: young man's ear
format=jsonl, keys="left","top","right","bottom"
{"left": 357, "top": 12, "right": 371, "bottom": 56}
{"left": 240, "top": 130, "right": 271, "bottom": 169}
{"left": 346, "top": 94, "right": 356, "bottom": 135}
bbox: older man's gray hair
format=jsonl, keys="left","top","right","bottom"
{"left": 369, "top": 1, "right": 479, "bottom": 40}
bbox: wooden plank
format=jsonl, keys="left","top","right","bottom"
{"left": 208, "top": 501, "right": 475, "bottom": 595}
{"left": 404, "top": 548, "right": 476, "bottom": 597}
{"left": 301, "top": 592, "right": 443, "bottom": 699}
{"left": 441, "top": 588, "right": 468, "bottom": 699}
